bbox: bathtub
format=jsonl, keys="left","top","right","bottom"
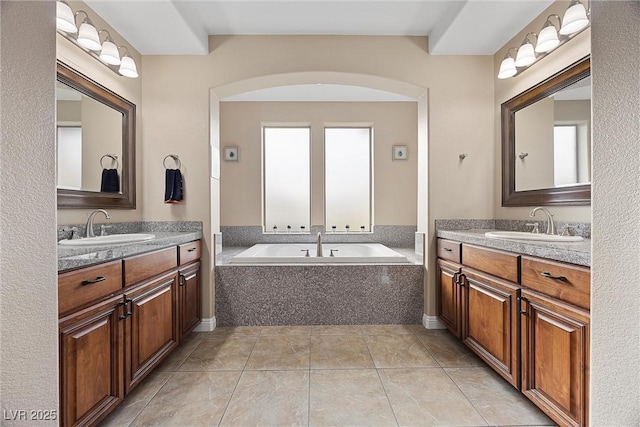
{"left": 230, "top": 243, "right": 408, "bottom": 264}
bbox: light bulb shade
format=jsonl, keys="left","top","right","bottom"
{"left": 498, "top": 56, "right": 517, "bottom": 79}
{"left": 100, "top": 40, "right": 121, "bottom": 65}
{"left": 559, "top": 1, "right": 589, "bottom": 35}
{"left": 119, "top": 56, "right": 138, "bottom": 78}
{"left": 515, "top": 43, "right": 536, "bottom": 67}
{"left": 56, "top": 1, "right": 77, "bottom": 33}
{"left": 535, "top": 24, "right": 560, "bottom": 52}
{"left": 77, "top": 21, "right": 102, "bottom": 50}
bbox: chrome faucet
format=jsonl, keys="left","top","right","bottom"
{"left": 529, "top": 207, "right": 556, "bottom": 235}
{"left": 316, "top": 232, "right": 323, "bottom": 257}
{"left": 86, "top": 209, "right": 111, "bottom": 238}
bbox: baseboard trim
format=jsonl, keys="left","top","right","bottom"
{"left": 422, "top": 314, "right": 446, "bottom": 330}
{"left": 194, "top": 317, "right": 216, "bottom": 332}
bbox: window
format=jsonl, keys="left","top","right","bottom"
{"left": 553, "top": 125, "right": 578, "bottom": 187}
{"left": 324, "top": 127, "right": 372, "bottom": 232}
{"left": 262, "top": 127, "right": 311, "bottom": 233}
{"left": 56, "top": 126, "right": 83, "bottom": 189}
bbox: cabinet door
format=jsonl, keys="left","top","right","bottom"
{"left": 436, "top": 259, "right": 462, "bottom": 338}
{"left": 520, "top": 290, "right": 589, "bottom": 427}
{"left": 179, "top": 261, "right": 201, "bottom": 340}
{"left": 124, "top": 270, "right": 179, "bottom": 393}
{"left": 461, "top": 268, "right": 520, "bottom": 388}
{"left": 59, "top": 295, "right": 125, "bottom": 427}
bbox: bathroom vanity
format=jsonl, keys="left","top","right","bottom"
{"left": 436, "top": 229, "right": 590, "bottom": 427}
{"left": 57, "top": 234, "right": 202, "bottom": 427}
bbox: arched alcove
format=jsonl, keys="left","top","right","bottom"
{"left": 209, "top": 71, "right": 429, "bottom": 241}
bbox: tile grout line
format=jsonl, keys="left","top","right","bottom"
{"left": 216, "top": 329, "right": 262, "bottom": 426}
{"left": 126, "top": 371, "right": 176, "bottom": 427}
{"left": 361, "top": 333, "right": 401, "bottom": 427}
{"left": 441, "top": 365, "right": 492, "bottom": 426}
{"left": 307, "top": 333, "right": 311, "bottom": 427}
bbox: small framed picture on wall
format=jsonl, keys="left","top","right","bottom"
{"left": 393, "top": 145, "right": 408, "bottom": 160}
{"left": 224, "top": 147, "right": 239, "bottom": 161}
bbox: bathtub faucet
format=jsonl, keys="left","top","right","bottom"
{"left": 317, "top": 232, "right": 323, "bottom": 257}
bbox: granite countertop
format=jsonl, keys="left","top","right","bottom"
{"left": 216, "top": 246, "right": 423, "bottom": 266}
{"left": 437, "top": 229, "right": 590, "bottom": 267}
{"left": 58, "top": 231, "right": 203, "bottom": 272}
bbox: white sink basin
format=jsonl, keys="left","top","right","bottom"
{"left": 59, "top": 233, "right": 155, "bottom": 246}
{"left": 484, "top": 231, "right": 583, "bottom": 242}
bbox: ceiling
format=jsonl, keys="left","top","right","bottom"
{"left": 84, "top": 0, "right": 554, "bottom": 56}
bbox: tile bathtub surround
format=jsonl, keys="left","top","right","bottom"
{"left": 221, "top": 225, "right": 417, "bottom": 248}
{"left": 215, "top": 264, "right": 424, "bottom": 326}
{"left": 101, "top": 325, "right": 555, "bottom": 427}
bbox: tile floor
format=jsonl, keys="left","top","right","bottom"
{"left": 101, "top": 325, "right": 556, "bottom": 427}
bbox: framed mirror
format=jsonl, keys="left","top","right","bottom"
{"left": 56, "top": 62, "right": 136, "bottom": 209}
{"left": 502, "top": 56, "right": 590, "bottom": 206}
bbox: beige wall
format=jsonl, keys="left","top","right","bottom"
{"left": 56, "top": 0, "right": 142, "bottom": 224}
{"left": 142, "top": 36, "right": 495, "bottom": 319}
{"left": 591, "top": 1, "right": 640, "bottom": 424}
{"left": 81, "top": 96, "right": 122, "bottom": 191}
{"left": 219, "top": 101, "right": 418, "bottom": 227}
{"left": 494, "top": 0, "right": 591, "bottom": 221}
{"left": 514, "top": 97, "right": 555, "bottom": 191}
{"left": 57, "top": 99, "right": 81, "bottom": 122}
{"left": 0, "top": 1, "right": 59, "bottom": 421}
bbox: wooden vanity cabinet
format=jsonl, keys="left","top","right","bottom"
{"left": 436, "top": 259, "right": 462, "bottom": 338}
{"left": 178, "top": 261, "right": 202, "bottom": 340}
{"left": 124, "top": 269, "right": 179, "bottom": 393}
{"left": 436, "top": 241, "right": 521, "bottom": 387}
{"left": 459, "top": 244, "right": 521, "bottom": 388}
{"left": 58, "top": 261, "right": 125, "bottom": 427}
{"left": 435, "top": 237, "right": 590, "bottom": 427}
{"left": 178, "top": 240, "right": 202, "bottom": 340}
{"left": 59, "top": 240, "right": 202, "bottom": 427}
{"left": 59, "top": 295, "right": 125, "bottom": 427}
{"left": 460, "top": 268, "right": 520, "bottom": 388}
{"left": 122, "top": 248, "right": 179, "bottom": 394}
{"left": 520, "top": 290, "right": 590, "bottom": 427}
{"left": 520, "top": 256, "right": 590, "bottom": 427}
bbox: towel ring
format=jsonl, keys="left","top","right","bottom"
{"left": 100, "top": 154, "right": 119, "bottom": 169}
{"left": 163, "top": 154, "right": 181, "bottom": 170}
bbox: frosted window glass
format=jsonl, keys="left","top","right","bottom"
{"left": 325, "top": 128, "right": 371, "bottom": 232}
{"left": 57, "top": 127, "right": 83, "bottom": 190}
{"left": 554, "top": 125, "right": 578, "bottom": 187}
{"left": 263, "top": 127, "right": 311, "bottom": 232}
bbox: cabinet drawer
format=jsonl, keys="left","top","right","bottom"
{"left": 521, "top": 256, "right": 590, "bottom": 310}
{"left": 123, "top": 247, "right": 177, "bottom": 286}
{"left": 437, "top": 239, "right": 461, "bottom": 263}
{"left": 462, "top": 244, "right": 519, "bottom": 283}
{"left": 58, "top": 260, "right": 122, "bottom": 315}
{"left": 179, "top": 240, "right": 201, "bottom": 266}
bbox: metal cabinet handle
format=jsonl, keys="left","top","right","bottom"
{"left": 187, "top": 248, "right": 197, "bottom": 252}
{"left": 517, "top": 296, "right": 528, "bottom": 315}
{"left": 443, "top": 248, "right": 453, "bottom": 252}
{"left": 81, "top": 276, "right": 105, "bottom": 286}
{"left": 119, "top": 298, "right": 134, "bottom": 320}
{"left": 541, "top": 271, "right": 567, "bottom": 281}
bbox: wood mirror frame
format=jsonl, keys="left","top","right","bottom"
{"left": 501, "top": 56, "right": 590, "bottom": 206}
{"left": 57, "top": 62, "right": 136, "bottom": 209}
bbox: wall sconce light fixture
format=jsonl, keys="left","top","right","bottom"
{"left": 498, "top": 0, "right": 589, "bottom": 79}
{"left": 56, "top": 0, "right": 138, "bottom": 78}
